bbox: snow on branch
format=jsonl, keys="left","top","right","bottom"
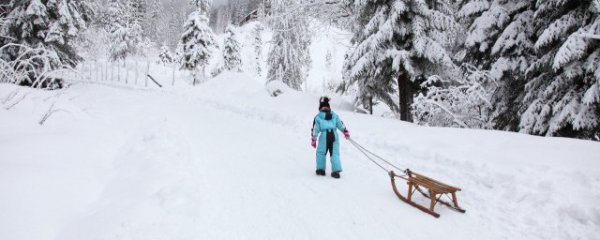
{"left": 0, "top": 43, "right": 70, "bottom": 89}
{"left": 412, "top": 66, "right": 495, "bottom": 129}
{"left": 577, "top": 33, "right": 600, "bottom": 40}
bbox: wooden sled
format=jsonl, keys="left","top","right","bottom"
{"left": 389, "top": 169, "right": 466, "bottom": 218}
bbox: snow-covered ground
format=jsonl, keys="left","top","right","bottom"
{"left": 1, "top": 71, "right": 599, "bottom": 240}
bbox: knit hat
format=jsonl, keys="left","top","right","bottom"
{"left": 319, "top": 97, "right": 331, "bottom": 110}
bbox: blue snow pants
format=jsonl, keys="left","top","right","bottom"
{"left": 316, "top": 130, "right": 342, "bottom": 172}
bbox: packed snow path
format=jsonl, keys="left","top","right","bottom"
{"left": 1, "top": 74, "right": 599, "bottom": 240}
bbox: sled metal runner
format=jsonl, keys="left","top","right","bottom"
{"left": 389, "top": 169, "right": 466, "bottom": 218}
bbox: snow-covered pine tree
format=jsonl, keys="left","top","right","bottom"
{"left": 340, "top": 0, "right": 460, "bottom": 121}
{"left": 323, "top": 49, "right": 336, "bottom": 91}
{"left": 0, "top": 0, "right": 94, "bottom": 86}
{"left": 520, "top": 0, "right": 600, "bottom": 138}
{"left": 266, "top": 0, "right": 311, "bottom": 91}
{"left": 159, "top": 43, "right": 174, "bottom": 64}
{"left": 174, "top": 42, "right": 184, "bottom": 65}
{"left": 457, "top": 0, "right": 536, "bottom": 130}
{"left": 107, "top": 0, "right": 143, "bottom": 61}
{"left": 457, "top": 0, "right": 499, "bottom": 69}
{"left": 178, "top": 0, "right": 216, "bottom": 85}
{"left": 252, "top": 23, "right": 263, "bottom": 76}
{"left": 193, "top": 0, "right": 212, "bottom": 16}
{"left": 127, "top": 0, "right": 146, "bottom": 23}
{"left": 223, "top": 25, "right": 242, "bottom": 72}
{"left": 488, "top": 2, "right": 536, "bottom": 131}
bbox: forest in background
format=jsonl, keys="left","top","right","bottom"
{"left": 1, "top": 0, "right": 599, "bottom": 140}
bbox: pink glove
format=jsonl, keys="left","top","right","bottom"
{"left": 311, "top": 137, "right": 317, "bottom": 148}
{"left": 343, "top": 129, "right": 350, "bottom": 139}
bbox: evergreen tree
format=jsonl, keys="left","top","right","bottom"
{"left": 323, "top": 49, "right": 336, "bottom": 91}
{"left": 341, "top": 0, "right": 460, "bottom": 121}
{"left": 520, "top": 0, "right": 600, "bottom": 138}
{"left": 223, "top": 25, "right": 242, "bottom": 71}
{"left": 252, "top": 23, "right": 264, "bottom": 76}
{"left": 107, "top": 0, "right": 143, "bottom": 61}
{"left": 325, "top": 50, "right": 333, "bottom": 70}
{"left": 178, "top": 0, "right": 216, "bottom": 85}
{"left": 127, "top": 0, "right": 146, "bottom": 22}
{"left": 192, "top": 0, "right": 212, "bottom": 15}
{"left": 457, "top": 0, "right": 536, "bottom": 130}
{"left": 266, "top": 0, "right": 311, "bottom": 91}
{"left": 159, "top": 43, "right": 174, "bottom": 64}
{"left": 0, "top": 0, "right": 94, "bottom": 86}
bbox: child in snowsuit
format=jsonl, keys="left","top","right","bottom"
{"left": 311, "top": 97, "right": 350, "bottom": 179}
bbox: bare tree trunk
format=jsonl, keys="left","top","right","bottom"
{"left": 398, "top": 73, "right": 411, "bottom": 122}
{"left": 369, "top": 96, "right": 373, "bottom": 115}
{"left": 192, "top": 69, "right": 197, "bottom": 86}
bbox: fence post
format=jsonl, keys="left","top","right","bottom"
{"left": 117, "top": 61, "right": 121, "bottom": 82}
{"left": 145, "top": 61, "right": 150, "bottom": 87}
{"left": 135, "top": 61, "right": 139, "bottom": 86}
{"left": 124, "top": 60, "right": 128, "bottom": 85}
{"left": 171, "top": 64, "right": 176, "bottom": 86}
{"left": 110, "top": 62, "right": 114, "bottom": 82}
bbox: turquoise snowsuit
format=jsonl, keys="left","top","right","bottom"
{"left": 312, "top": 111, "right": 346, "bottom": 172}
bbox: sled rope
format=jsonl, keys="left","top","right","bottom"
{"left": 348, "top": 138, "right": 405, "bottom": 173}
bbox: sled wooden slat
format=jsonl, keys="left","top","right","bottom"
{"left": 389, "top": 169, "right": 466, "bottom": 218}
{"left": 411, "top": 172, "right": 460, "bottom": 193}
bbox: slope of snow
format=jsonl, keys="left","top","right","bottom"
{"left": 1, "top": 73, "right": 599, "bottom": 240}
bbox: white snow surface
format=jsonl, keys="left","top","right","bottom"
{"left": 1, "top": 72, "right": 600, "bottom": 240}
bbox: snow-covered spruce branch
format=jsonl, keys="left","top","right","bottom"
{"left": 0, "top": 43, "right": 68, "bottom": 88}
{"left": 577, "top": 33, "right": 600, "bottom": 40}
{"left": 412, "top": 72, "right": 494, "bottom": 129}
{"left": 419, "top": 99, "right": 470, "bottom": 128}
{"left": 0, "top": 35, "right": 16, "bottom": 41}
